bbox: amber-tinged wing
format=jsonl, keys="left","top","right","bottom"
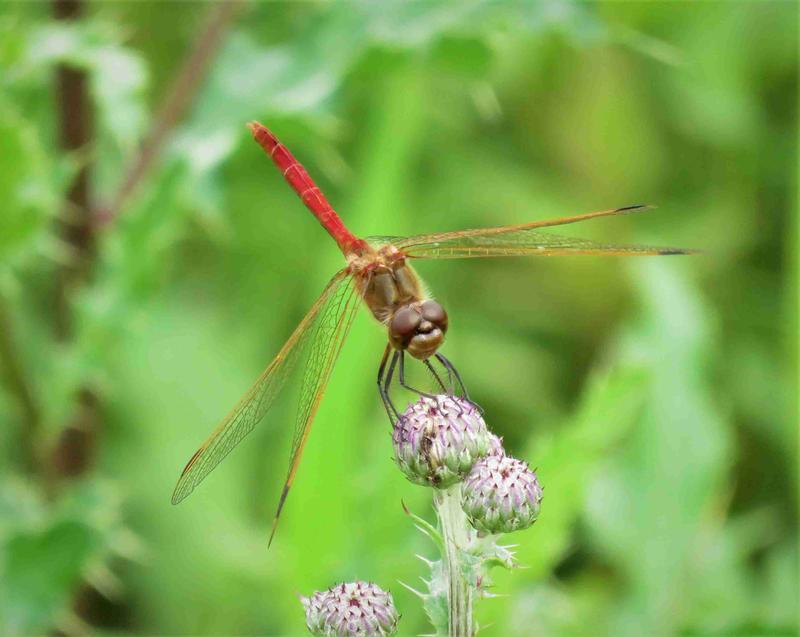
{"left": 171, "top": 269, "right": 359, "bottom": 527}
{"left": 394, "top": 205, "right": 695, "bottom": 259}
{"left": 268, "top": 269, "right": 361, "bottom": 544}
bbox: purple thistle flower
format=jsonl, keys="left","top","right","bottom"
{"left": 392, "top": 395, "right": 492, "bottom": 488}
{"left": 300, "top": 581, "right": 399, "bottom": 637}
{"left": 461, "top": 455, "right": 543, "bottom": 534}
{"left": 486, "top": 431, "right": 505, "bottom": 457}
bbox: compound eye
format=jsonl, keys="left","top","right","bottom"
{"left": 420, "top": 300, "right": 447, "bottom": 327}
{"left": 390, "top": 307, "right": 421, "bottom": 338}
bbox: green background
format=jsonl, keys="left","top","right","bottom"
{"left": 0, "top": 2, "right": 796, "bottom": 636}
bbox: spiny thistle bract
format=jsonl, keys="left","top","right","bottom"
{"left": 486, "top": 431, "right": 505, "bottom": 457}
{"left": 392, "top": 395, "right": 492, "bottom": 488}
{"left": 300, "top": 581, "right": 399, "bottom": 637}
{"left": 461, "top": 454, "right": 543, "bottom": 535}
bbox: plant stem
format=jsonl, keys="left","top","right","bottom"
{"left": 50, "top": 0, "right": 101, "bottom": 482}
{"left": 434, "top": 485, "right": 474, "bottom": 637}
{"left": 97, "top": 0, "right": 244, "bottom": 226}
{"left": 53, "top": 0, "right": 94, "bottom": 340}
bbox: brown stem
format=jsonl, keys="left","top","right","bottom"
{"left": 53, "top": 0, "right": 94, "bottom": 340}
{"left": 43, "top": 1, "right": 243, "bottom": 629}
{"left": 50, "top": 0, "right": 99, "bottom": 482}
{"left": 49, "top": 0, "right": 242, "bottom": 481}
{"left": 96, "top": 0, "right": 244, "bottom": 226}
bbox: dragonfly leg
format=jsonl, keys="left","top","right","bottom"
{"left": 379, "top": 348, "right": 474, "bottom": 422}
{"left": 436, "top": 353, "right": 483, "bottom": 415}
{"left": 377, "top": 344, "right": 393, "bottom": 424}
{"left": 378, "top": 345, "right": 401, "bottom": 424}
{"left": 435, "top": 353, "right": 466, "bottom": 399}
{"left": 439, "top": 355, "right": 455, "bottom": 392}
{"left": 423, "top": 357, "right": 450, "bottom": 394}
{"left": 430, "top": 354, "right": 466, "bottom": 415}
{"left": 398, "top": 351, "right": 439, "bottom": 400}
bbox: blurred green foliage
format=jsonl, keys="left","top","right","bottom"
{"left": 0, "top": 2, "right": 796, "bottom": 636}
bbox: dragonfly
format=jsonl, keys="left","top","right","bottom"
{"left": 172, "top": 121, "right": 693, "bottom": 544}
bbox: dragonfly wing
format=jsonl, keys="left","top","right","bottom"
{"left": 268, "top": 267, "right": 362, "bottom": 544}
{"left": 394, "top": 206, "right": 694, "bottom": 259}
{"left": 171, "top": 268, "right": 356, "bottom": 507}
{"left": 400, "top": 229, "right": 692, "bottom": 259}
{"left": 394, "top": 205, "right": 652, "bottom": 250}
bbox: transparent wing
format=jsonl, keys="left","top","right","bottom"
{"left": 401, "top": 230, "right": 691, "bottom": 259}
{"left": 171, "top": 268, "right": 358, "bottom": 510}
{"left": 393, "top": 205, "right": 694, "bottom": 258}
{"left": 268, "top": 269, "right": 361, "bottom": 544}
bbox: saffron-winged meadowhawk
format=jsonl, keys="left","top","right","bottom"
{"left": 172, "top": 122, "right": 693, "bottom": 544}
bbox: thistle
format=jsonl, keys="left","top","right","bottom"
{"left": 392, "top": 395, "right": 492, "bottom": 488}
{"left": 462, "top": 455, "right": 543, "bottom": 535}
{"left": 393, "top": 395, "right": 542, "bottom": 637}
{"left": 486, "top": 431, "right": 505, "bottom": 457}
{"left": 300, "top": 581, "right": 399, "bottom": 637}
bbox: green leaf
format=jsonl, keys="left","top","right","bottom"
{"left": 512, "top": 363, "right": 650, "bottom": 577}
{"left": 0, "top": 480, "right": 130, "bottom": 636}
{"left": 583, "top": 260, "right": 733, "bottom": 635}
{"left": 25, "top": 23, "right": 148, "bottom": 150}
{"left": 429, "top": 35, "right": 493, "bottom": 78}
{"left": 2, "top": 520, "right": 95, "bottom": 634}
{"left": 0, "top": 105, "right": 59, "bottom": 265}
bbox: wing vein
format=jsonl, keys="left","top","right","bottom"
{"left": 171, "top": 268, "right": 354, "bottom": 506}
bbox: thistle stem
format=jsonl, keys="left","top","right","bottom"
{"left": 434, "top": 485, "right": 474, "bottom": 637}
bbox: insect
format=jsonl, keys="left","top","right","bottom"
{"left": 172, "top": 121, "right": 693, "bottom": 544}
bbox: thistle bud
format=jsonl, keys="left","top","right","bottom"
{"left": 392, "top": 395, "right": 491, "bottom": 488}
{"left": 300, "top": 581, "right": 399, "bottom": 637}
{"left": 486, "top": 432, "right": 505, "bottom": 457}
{"left": 461, "top": 455, "right": 543, "bottom": 534}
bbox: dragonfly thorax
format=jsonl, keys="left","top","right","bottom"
{"left": 359, "top": 256, "right": 448, "bottom": 360}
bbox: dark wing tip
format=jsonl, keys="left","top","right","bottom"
{"left": 615, "top": 204, "right": 655, "bottom": 214}
{"left": 658, "top": 247, "right": 700, "bottom": 255}
{"left": 612, "top": 206, "right": 697, "bottom": 255}
{"left": 612, "top": 206, "right": 698, "bottom": 255}
{"left": 170, "top": 449, "right": 203, "bottom": 504}
{"left": 267, "top": 483, "right": 292, "bottom": 548}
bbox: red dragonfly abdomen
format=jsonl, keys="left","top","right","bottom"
{"left": 248, "top": 122, "right": 365, "bottom": 256}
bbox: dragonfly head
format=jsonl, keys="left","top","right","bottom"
{"left": 388, "top": 300, "right": 448, "bottom": 360}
